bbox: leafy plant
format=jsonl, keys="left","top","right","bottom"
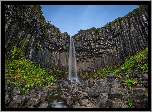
{"left": 45, "top": 86, "right": 49, "bottom": 89}
{"left": 126, "top": 99, "right": 132, "bottom": 106}
{"left": 94, "top": 79, "right": 98, "bottom": 84}
{"left": 11, "top": 46, "right": 24, "bottom": 60}
{"left": 138, "top": 63, "right": 148, "bottom": 70}
{"left": 22, "top": 88, "right": 28, "bottom": 94}
{"left": 92, "top": 47, "right": 148, "bottom": 82}
{"left": 123, "top": 78, "right": 137, "bottom": 90}
{"left": 5, "top": 47, "right": 57, "bottom": 91}
{"left": 7, "top": 80, "right": 21, "bottom": 87}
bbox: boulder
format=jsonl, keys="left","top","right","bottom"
{"left": 38, "top": 101, "right": 48, "bottom": 108}
{"left": 80, "top": 99, "right": 89, "bottom": 106}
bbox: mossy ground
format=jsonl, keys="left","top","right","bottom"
{"left": 5, "top": 46, "right": 68, "bottom": 94}
{"left": 80, "top": 46, "right": 148, "bottom": 89}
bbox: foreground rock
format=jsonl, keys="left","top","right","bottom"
{"left": 5, "top": 72, "right": 148, "bottom": 108}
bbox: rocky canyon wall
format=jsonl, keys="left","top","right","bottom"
{"left": 5, "top": 5, "right": 70, "bottom": 71}
{"left": 72, "top": 5, "right": 148, "bottom": 75}
{"left": 5, "top": 5, "right": 148, "bottom": 75}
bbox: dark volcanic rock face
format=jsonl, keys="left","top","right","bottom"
{"left": 5, "top": 5, "right": 70, "bottom": 71}
{"left": 72, "top": 6, "right": 148, "bottom": 75}
{"left": 5, "top": 5, "right": 148, "bottom": 74}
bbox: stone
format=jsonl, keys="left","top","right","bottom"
{"left": 16, "top": 95, "right": 26, "bottom": 104}
{"left": 135, "top": 84, "right": 143, "bottom": 88}
{"left": 5, "top": 94, "right": 11, "bottom": 105}
{"left": 38, "top": 102, "right": 48, "bottom": 108}
{"left": 80, "top": 99, "right": 89, "bottom": 106}
{"left": 82, "top": 92, "right": 88, "bottom": 98}
{"left": 66, "top": 96, "right": 73, "bottom": 105}
{"left": 88, "top": 87, "right": 100, "bottom": 98}
{"left": 7, "top": 100, "right": 19, "bottom": 108}
{"left": 104, "top": 99, "right": 113, "bottom": 108}
{"left": 111, "top": 100, "right": 128, "bottom": 108}
{"left": 142, "top": 74, "right": 148, "bottom": 80}
{"left": 12, "top": 87, "right": 22, "bottom": 95}
{"left": 143, "top": 81, "right": 148, "bottom": 88}
{"left": 86, "top": 103, "right": 92, "bottom": 107}
{"left": 108, "top": 92, "right": 123, "bottom": 99}
{"left": 26, "top": 97, "right": 40, "bottom": 108}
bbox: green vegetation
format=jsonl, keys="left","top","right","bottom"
{"left": 5, "top": 46, "right": 57, "bottom": 94}
{"left": 80, "top": 47, "right": 148, "bottom": 89}
{"left": 123, "top": 78, "right": 137, "bottom": 90}
{"left": 137, "top": 62, "right": 148, "bottom": 70}
{"left": 37, "top": 42, "right": 44, "bottom": 52}
{"left": 126, "top": 99, "right": 132, "bottom": 107}
{"left": 11, "top": 46, "right": 24, "bottom": 60}
{"left": 22, "top": 88, "right": 28, "bottom": 94}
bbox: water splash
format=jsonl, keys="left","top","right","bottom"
{"left": 68, "top": 37, "right": 79, "bottom": 82}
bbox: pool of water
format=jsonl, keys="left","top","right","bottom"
{"left": 48, "top": 87, "right": 72, "bottom": 108}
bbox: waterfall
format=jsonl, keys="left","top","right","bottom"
{"left": 68, "top": 37, "right": 79, "bottom": 82}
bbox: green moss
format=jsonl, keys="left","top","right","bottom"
{"left": 5, "top": 46, "right": 57, "bottom": 94}
{"left": 93, "top": 47, "right": 148, "bottom": 79}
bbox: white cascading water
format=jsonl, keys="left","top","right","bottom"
{"left": 68, "top": 37, "right": 79, "bottom": 82}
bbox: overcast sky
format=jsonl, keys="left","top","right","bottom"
{"left": 41, "top": 5, "right": 138, "bottom": 36}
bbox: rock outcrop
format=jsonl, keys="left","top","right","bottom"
{"left": 5, "top": 5, "right": 70, "bottom": 71}
{"left": 5, "top": 5, "right": 148, "bottom": 75}
{"left": 5, "top": 69, "right": 148, "bottom": 108}
{"left": 72, "top": 5, "right": 148, "bottom": 75}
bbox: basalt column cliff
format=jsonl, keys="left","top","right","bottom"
{"left": 72, "top": 5, "right": 148, "bottom": 75}
{"left": 5, "top": 5, "right": 70, "bottom": 71}
{"left": 5, "top": 5, "right": 148, "bottom": 75}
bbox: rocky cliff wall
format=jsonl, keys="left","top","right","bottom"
{"left": 72, "top": 5, "right": 148, "bottom": 75}
{"left": 5, "top": 5, "right": 70, "bottom": 71}
{"left": 5, "top": 5, "right": 148, "bottom": 74}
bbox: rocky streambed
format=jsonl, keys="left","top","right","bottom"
{"left": 5, "top": 71, "right": 148, "bottom": 108}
